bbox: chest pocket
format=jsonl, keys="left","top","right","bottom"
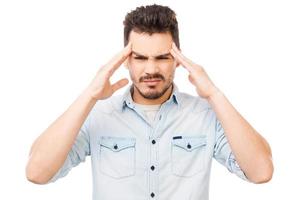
{"left": 171, "top": 136, "right": 207, "bottom": 177}
{"left": 98, "top": 137, "right": 136, "bottom": 179}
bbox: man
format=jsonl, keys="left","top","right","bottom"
{"left": 26, "top": 4, "right": 273, "bottom": 200}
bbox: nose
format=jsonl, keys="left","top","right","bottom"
{"left": 144, "top": 59, "right": 159, "bottom": 74}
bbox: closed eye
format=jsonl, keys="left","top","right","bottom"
{"left": 134, "top": 57, "right": 147, "bottom": 60}
{"left": 157, "top": 57, "right": 170, "bottom": 60}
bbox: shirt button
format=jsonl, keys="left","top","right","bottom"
{"left": 152, "top": 140, "right": 156, "bottom": 145}
{"left": 187, "top": 143, "right": 192, "bottom": 149}
{"left": 150, "top": 165, "right": 155, "bottom": 171}
{"left": 113, "top": 144, "right": 118, "bottom": 150}
{"left": 151, "top": 192, "right": 155, "bottom": 198}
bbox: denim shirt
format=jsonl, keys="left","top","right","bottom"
{"left": 49, "top": 84, "right": 249, "bottom": 200}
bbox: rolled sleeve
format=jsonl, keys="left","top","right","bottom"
{"left": 213, "top": 118, "right": 249, "bottom": 181}
{"left": 48, "top": 114, "right": 91, "bottom": 183}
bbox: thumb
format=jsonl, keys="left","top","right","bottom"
{"left": 111, "top": 78, "right": 129, "bottom": 92}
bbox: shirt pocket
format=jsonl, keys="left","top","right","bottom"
{"left": 98, "top": 136, "right": 136, "bottom": 179}
{"left": 171, "top": 136, "right": 207, "bottom": 177}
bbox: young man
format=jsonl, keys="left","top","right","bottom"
{"left": 26, "top": 4, "right": 273, "bottom": 200}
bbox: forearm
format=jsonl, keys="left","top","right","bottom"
{"left": 208, "top": 89, "right": 273, "bottom": 183}
{"left": 25, "top": 43, "right": 131, "bottom": 184}
{"left": 26, "top": 89, "right": 97, "bottom": 184}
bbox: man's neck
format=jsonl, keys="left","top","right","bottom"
{"left": 132, "top": 84, "right": 173, "bottom": 105}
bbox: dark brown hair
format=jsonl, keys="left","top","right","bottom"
{"left": 123, "top": 4, "right": 180, "bottom": 49}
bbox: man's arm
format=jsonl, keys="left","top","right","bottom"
{"left": 26, "top": 90, "right": 96, "bottom": 184}
{"left": 207, "top": 90, "right": 273, "bottom": 183}
{"left": 170, "top": 42, "right": 273, "bottom": 183}
{"left": 26, "top": 43, "right": 132, "bottom": 184}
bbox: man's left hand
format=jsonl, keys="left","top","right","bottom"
{"left": 170, "top": 43, "right": 220, "bottom": 99}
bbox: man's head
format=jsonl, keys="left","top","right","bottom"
{"left": 123, "top": 4, "right": 180, "bottom": 49}
{"left": 123, "top": 4, "right": 180, "bottom": 102}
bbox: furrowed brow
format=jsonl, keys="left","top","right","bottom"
{"left": 155, "top": 53, "right": 172, "bottom": 58}
{"left": 132, "top": 51, "right": 148, "bottom": 58}
{"left": 132, "top": 51, "right": 172, "bottom": 59}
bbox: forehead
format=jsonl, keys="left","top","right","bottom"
{"left": 128, "top": 31, "right": 173, "bottom": 57}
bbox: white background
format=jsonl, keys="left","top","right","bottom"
{"left": 0, "top": 0, "right": 299, "bottom": 199}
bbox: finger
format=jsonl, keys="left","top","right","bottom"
{"left": 171, "top": 43, "right": 196, "bottom": 72}
{"left": 104, "top": 42, "right": 132, "bottom": 74}
{"left": 111, "top": 78, "right": 129, "bottom": 92}
{"left": 170, "top": 48, "right": 193, "bottom": 73}
{"left": 106, "top": 42, "right": 132, "bottom": 71}
{"left": 172, "top": 42, "right": 193, "bottom": 64}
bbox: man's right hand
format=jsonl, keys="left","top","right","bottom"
{"left": 26, "top": 43, "right": 132, "bottom": 184}
{"left": 86, "top": 42, "right": 132, "bottom": 100}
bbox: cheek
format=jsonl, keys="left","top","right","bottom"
{"left": 161, "top": 64, "right": 176, "bottom": 76}
{"left": 128, "top": 59, "right": 150, "bottom": 76}
{"left": 128, "top": 66, "right": 143, "bottom": 81}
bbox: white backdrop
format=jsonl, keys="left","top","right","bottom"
{"left": 0, "top": 0, "right": 299, "bottom": 199}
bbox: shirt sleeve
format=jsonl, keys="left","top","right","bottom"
{"left": 213, "top": 117, "right": 250, "bottom": 181}
{"left": 47, "top": 113, "right": 91, "bottom": 183}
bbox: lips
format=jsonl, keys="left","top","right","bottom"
{"left": 143, "top": 79, "right": 161, "bottom": 83}
{"left": 143, "top": 79, "right": 161, "bottom": 86}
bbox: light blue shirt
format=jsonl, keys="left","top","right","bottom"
{"left": 49, "top": 84, "right": 249, "bottom": 200}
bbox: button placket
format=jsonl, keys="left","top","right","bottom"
{"left": 148, "top": 103, "right": 169, "bottom": 199}
{"left": 149, "top": 129, "right": 160, "bottom": 199}
{"left": 149, "top": 137, "right": 158, "bottom": 199}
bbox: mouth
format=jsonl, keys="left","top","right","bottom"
{"left": 143, "top": 79, "right": 162, "bottom": 86}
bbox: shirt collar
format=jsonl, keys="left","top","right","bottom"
{"left": 120, "top": 83, "right": 181, "bottom": 112}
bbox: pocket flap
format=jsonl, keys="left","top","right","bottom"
{"left": 172, "top": 136, "right": 207, "bottom": 152}
{"left": 99, "top": 137, "right": 136, "bottom": 152}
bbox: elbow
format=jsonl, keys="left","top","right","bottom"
{"left": 250, "top": 158, "right": 274, "bottom": 184}
{"left": 26, "top": 162, "right": 51, "bottom": 185}
{"left": 251, "top": 171, "right": 273, "bottom": 184}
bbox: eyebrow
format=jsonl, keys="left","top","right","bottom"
{"left": 132, "top": 51, "right": 172, "bottom": 58}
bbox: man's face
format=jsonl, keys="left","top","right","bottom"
{"left": 126, "top": 31, "right": 178, "bottom": 100}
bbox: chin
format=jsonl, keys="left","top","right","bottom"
{"left": 135, "top": 83, "right": 172, "bottom": 100}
